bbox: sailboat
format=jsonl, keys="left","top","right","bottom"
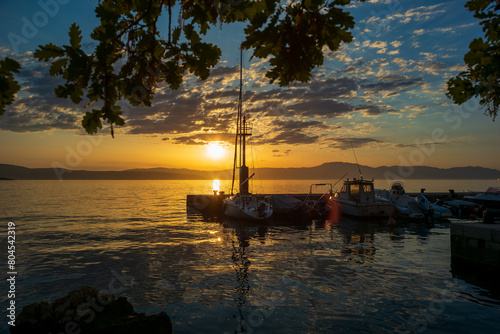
{"left": 223, "top": 51, "right": 273, "bottom": 221}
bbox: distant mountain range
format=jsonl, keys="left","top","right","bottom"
{"left": 1, "top": 162, "right": 499, "bottom": 180}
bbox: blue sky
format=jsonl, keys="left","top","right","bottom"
{"left": 0, "top": 0, "right": 499, "bottom": 171}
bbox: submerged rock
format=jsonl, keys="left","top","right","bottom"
{"left": 11, "top": 286, "right": 172, "bottom": 334}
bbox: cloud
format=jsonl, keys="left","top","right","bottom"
{"left": 287, "top": 100, "right": 354, "bottom": 118}
{"left": 0, "top": 52, "right": 84, "bottom": 132}
{"left": 251, "top": 119, "right": 334, "bottom": 146}
{"left": 272, "top": 148, "right": 291, "bottom": 157}
{"left": 348, "top": 122, "right": 380, "bottom": 134}
{"left": 272, "top": 119, "right": 330, "bottom": 131}
{"left": 401, "top": 105, "right": 428, "bottom": 113}
{"left": 169, "top": 133, "right": 235, "bottom": 145}
{"left": 255, "top": 131, "right": 319, "bottom": 145}
{"left": 327, "top": 137, "right": 384, "bottom": 150}
{"left": 367, "top": 41, "right": 388, "bottom": 49}
{"left": 362, "top": 41, "right": 388, "bottom": 52}
{"left": 390, "top": 41, "right": 402, "bottom": 48}
{"left": 388, "top": 4, "right": 446, "bottom": 24}
{"left": 361, "top": 75, "right": 425, "bottom": 94}
{"left": 355, "top": 104, "right": 395, "bottom": 117}
{"left": 434, "top": 27, "right": 453, "bottom": 33}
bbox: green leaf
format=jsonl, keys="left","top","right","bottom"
{"left": 82, "top": 109, "right": 103, "bottom": 135}
{"left": 49, "top": 58, "right": 67, "bottom": 76}
{"left": 69, "top": 23, "right": 82, "bottom": 49}
{"left": 0, "top": 57, "right": 21, "bottom": 116}
{"left": 34, "top": 43, "right": 64, "bottom": 61}
{"left": 0, "top": 57, "right": 21, "bottom": 73}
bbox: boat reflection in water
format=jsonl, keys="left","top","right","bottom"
{"left": 217, "top": 217, "right": 387, "bottom": 333}
{"left": 183, "top": 207, "right": 499, "bottom": 333}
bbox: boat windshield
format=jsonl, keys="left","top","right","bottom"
{"left": 363, "top": 184, "right": 373, "bottom": 193}
{"left": 350, "top": 184, "right": 360, "bottom": 201}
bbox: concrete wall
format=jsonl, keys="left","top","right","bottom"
{"left": 451, "top": 222, "right": 500, "bottom": 272}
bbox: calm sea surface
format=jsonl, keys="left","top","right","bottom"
{"left": 1, "top": 180, "right": 499, "bottom": 334}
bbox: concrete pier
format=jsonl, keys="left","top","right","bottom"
{"left": 451, "top": 222, "right": 500, "bottom": 272}
{"left": 186, "top": 193, "right": 323, "bottom": 217}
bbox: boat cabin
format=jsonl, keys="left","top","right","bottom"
{"left": 336, "top": 178, "right": 375, "bottom": 203}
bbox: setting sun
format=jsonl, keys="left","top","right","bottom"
{"left": 206, "top": 142, "right": 227, "bottom": 160}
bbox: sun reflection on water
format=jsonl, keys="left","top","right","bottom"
{"left": 213, "top": 179, "right": 220, "bottom": 194}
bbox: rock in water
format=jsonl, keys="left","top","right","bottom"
{"left": 11, "top": 286, "right": 173, "bottom": 334}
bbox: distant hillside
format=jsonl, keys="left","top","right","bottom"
{"left": 0, "top": 164, "right": 208, "bottom": 180}
{"left": 1, "top": 162, "right": 499, "bottom": 180}
{"left": 255, "top": 162, "right": 500, "bottom": 180}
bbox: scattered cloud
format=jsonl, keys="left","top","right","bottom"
{"left": 327, "top": 137, "right": 384, "bottom": 150}
{"left": 169, "top": 133, "right": 234, "bottom": 145}
{"left": 388, "top": 4, "right": 446, "bottom": 24}
{"left": 361, "top": 75, "right": 426, "bottom": 94}
{"left": 390, "top": 41, "right": 402, "bottom": 48}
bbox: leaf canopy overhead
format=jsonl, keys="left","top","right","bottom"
{"left": 447, "top": 0, "right": 500, "bottom": 120}
{"left": 0, "top": 57, "right": 21, "bottom": 116}
{"left": 34, "top": 0, "right": 365, "bottom": 136}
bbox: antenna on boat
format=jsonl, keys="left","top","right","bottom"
{"left": 348, "top": 135, "right": 363, "bottom": 179}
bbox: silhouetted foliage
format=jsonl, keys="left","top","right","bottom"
{"left": 0, "top": 57, "right": 21, "bottom": 116}
{"left": 34, "top": 0, "right": 364, "bottom": 136}
{"left": 447, "top": 0, "right": 500, "bottom": 120}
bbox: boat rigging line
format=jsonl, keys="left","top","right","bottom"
{"left": 348, "top": 134, "right": 363, "bottom": 179}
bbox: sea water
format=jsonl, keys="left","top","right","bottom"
{"left": 0, "top": 180, "right": 499, "bottom": 333}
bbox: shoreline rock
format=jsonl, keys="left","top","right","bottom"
{"left": 11, "top": 286, "right": 172, "bottom": 334}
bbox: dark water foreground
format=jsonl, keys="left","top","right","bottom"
{"left": 1, "top": 180, "right": 499, "bottom": 333}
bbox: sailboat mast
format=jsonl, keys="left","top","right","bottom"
{"left": 238, "top": 50, "right": 250, "bottom": 195}
{"left": 231, "top": 51, "right": 243, "bottom": 196}
{"left": 239, "top": 52, "right": 244, "bottom": 169}
{"left": 231, "top": 49, "right": 246, "bottom": 195}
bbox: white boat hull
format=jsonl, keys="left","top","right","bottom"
{"left": 394, "top": 197, "right": 425, "bottom": 218}
{"left": 333, "top": 198, "right": 395, "bottom": 217}
{"left": 224, "top": 195, "right": 272, "bottom": 221}
{"left": 416, "top": 195, "right": 452, "bottom": 218}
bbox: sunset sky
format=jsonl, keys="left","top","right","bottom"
{"left": 1, "top": 0, "right": 499, "bottom": 172}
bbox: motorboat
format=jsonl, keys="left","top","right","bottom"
{"left": 332, "top": 178, "right": 395, "bottom": 217}
{"left": 416, "top": 194, "right": 452, "bottom": 219}
{"left": 439, "top": 199, "right": 481, "bottom": 218}
{"left": 303, "top": 183, "right": 334, "bottom": 219}
{"left": 465, "top": 187, "right": 500, "bottom": 209}
{"left": 224, "top": 53, "right": 272, "bottom": 221}
{"left": 388, "top": 181, "right": 424, "bottom": 218}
